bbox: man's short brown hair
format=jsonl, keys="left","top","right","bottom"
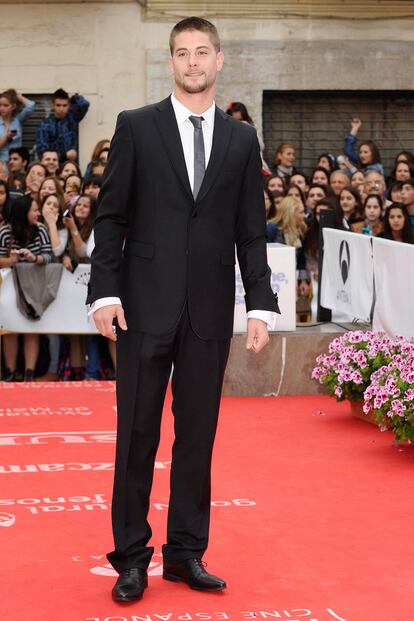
{"left": 169, "top": 16, "right": 220, "bottom": 54}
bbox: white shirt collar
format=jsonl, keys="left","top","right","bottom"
{"left": 171, "top": 93, "right": 215, "bottom": 126}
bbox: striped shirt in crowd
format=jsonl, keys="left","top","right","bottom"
{"left": 0, "top": 223, "right": 53, "bottom": 264}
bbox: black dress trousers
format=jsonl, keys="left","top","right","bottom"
{"left": 107, "top": 305, "right": 231, "bottom": 572}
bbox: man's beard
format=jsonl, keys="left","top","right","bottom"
{"left": 177, "top": 73, "right": 209, "bottom": 94}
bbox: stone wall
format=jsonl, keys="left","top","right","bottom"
{"left": 1, "top": 2, "right": 414, "bottom": 168}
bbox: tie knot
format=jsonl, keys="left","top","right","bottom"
{"left": 189, "top": 115, "right": 204, "bottom": 130}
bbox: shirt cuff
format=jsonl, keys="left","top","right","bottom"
{"left": 88, "top": 296, "right": 122, "bottom": 316}
{"left": 247, "top": 310, "right": 276, "bottom": 331}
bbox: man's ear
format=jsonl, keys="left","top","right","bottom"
{"left": 217, "top": 51, "right": 224, "bottom": 72}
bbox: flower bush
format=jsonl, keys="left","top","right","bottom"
{"left": 312, "top": 331, "right": 398, "bottom": 402}
{"left": 363, "top": 340, "right": 414, "bottom": 443}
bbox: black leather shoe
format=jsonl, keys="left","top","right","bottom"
{"left": 163, "top": 558, "right": 226, "bottom": 591}
{"left": 2, "top": 368, "right": 16, "bottom": 382}
{"left": 112, "top": 568, "right": 148, "bottom": 602}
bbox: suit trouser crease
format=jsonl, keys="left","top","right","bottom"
{"left": 107, "top": 308, "right": 230, "bottom": 572}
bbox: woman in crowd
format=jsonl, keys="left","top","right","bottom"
{"left": 264, "top": 174, "right": 285, "bottom": 195}
{"left": 378, "top": 203, "right": 414, "bottom": 244}
{"left": 339, "top": 186, "right": 364, "bottom": 229}
{"left": 0, "top": 89, "right": 36, "bottom": 161}
{"left": 388, "top": 180, "right": 403, "bottom": 203}
{"left": 88, "top": 159, "right": 106, "bottom": 177}
{"left": 266, "top": 195, "right": 306, "bottom": 245}
{"left": 271, "top": 143, "right": 297, "bottom": 179}
{"left": 59, "top": 160, "right": 82, "bottom": 182}
{"left": 267, "top": 195, "right": 310, "bottom": 320}
{"left": 83, "top": 174, "right": 102, "bottom": 200}
{"left": 344, "top": 117, "right": 384, "bottom": 175}
{"left": 286, "top": 183, "right": 306, "bottom": 208}
{"left": 351, "top": 170, "right": 365, "bottom": 194}
{"left": 63, "top": 173, "right": 82, "bottom": 210}
{"left": 394, "top": 159, "right": 414, "bottom": 182}
{"left": 84, "top": 140, "right": 110, "bottom": 178}
{"left": 263, "top": 188, "right": 277, "bottom": 221}
{"left": 25, "top": 163, "right": 47, "bottom": 198}
{"left": 290, "top": 172, "right": 308, "bottom": 194}
{"left": 39, "top": 176, "right": 65, "bottom": 203}
{"left": 226, "top": 101, "right": 270, "bottom": 173}
{"left": 62, "top": 194, "right": 96, "bottom": 267}
{"left": 0, "top": 179, "right": 11, "bottom": 224}
{"left": 36, "top": 192, "right": 68, "bottom": 381}
{"left": 310, "top": 166, "right": 330, "bottom": 186}
{"left": 41, "top": 192, "right": 68, "bottom": 257}
{"left": 351, "top": 194, "right": 384, "bottom": 236}
{"left": 316, "top": 152, "right": 337, "bottom": 173}
{"left": 90, "top": 139, "right": 110, "bottom": 163}
{"left": 0, "top": 195, "right": 52, "bottom": 381}
{"left": 394, "top": 150, "right": 414, "bottom": 168}
{"left": 62, "top": 194, "right": 100, "bottom": 379}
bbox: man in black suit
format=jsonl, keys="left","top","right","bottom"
{"left": 88, "top": 16, "right": 279, "bottom": 602}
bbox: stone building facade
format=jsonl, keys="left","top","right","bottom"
{"left": 1, "top": 1, "right": 414, "bottom": 168}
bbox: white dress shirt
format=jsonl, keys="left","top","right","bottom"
{"left": 90, "top": 93, "right": 275, "bottom": 330}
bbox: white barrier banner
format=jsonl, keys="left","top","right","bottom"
{"left": 0, "top": 245, "right": 296, "bottom": 334}
{"left": 372, "top": 237, "right": 414, "bottom": 339}
{"left": 0, "top": 265, "right": 97, "bottom": 334}
{"left": 321, "top": 228, "right": 373, "bottom": 322}
{"left": 234, "top": 244, "right": 296, "bottom": 332}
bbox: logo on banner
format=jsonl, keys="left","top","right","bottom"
{"left": 336, "top": 240, "right": 352, "bottom": 305}
{"left": 339, "top": 240, "right": 350, "bottom": 284}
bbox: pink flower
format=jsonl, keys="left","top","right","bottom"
{"left": 390, "top": 399, "right": 406, "bottom": 417}
{"left": 334, "top": 386, "right": 343, "bottom": 398}
{"left": 312, "top": 367, "right": 321, "bottom": 380}
{"left": 363, "top": 402, "right": 371, "bottom": 414}
{"left": 348, "top": 331, "right": 365, "bottom": 343}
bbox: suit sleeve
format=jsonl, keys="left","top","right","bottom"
{"left": 235, "top": 130, "right": 279, "bottom": 314}
{"left": 86, "top": 111, "right": 135, "bottom": 305}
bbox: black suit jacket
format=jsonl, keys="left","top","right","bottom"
{"left": 87, "top": 96, "right": 278, "bottom": 339}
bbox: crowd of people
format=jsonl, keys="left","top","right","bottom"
{"left": 0, "top": 87, "right": 112, "bottom": 381}
{"left": 227, "top": 102, "right": 414, "bottom": 320}
{"left": 0, "top": 92, "right": 413, "bottom": 381}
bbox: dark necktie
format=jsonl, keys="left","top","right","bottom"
{"left": 188, "top": 115, "right": 205, "bottom": 199}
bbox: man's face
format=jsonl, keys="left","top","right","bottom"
{"left": 52, "top": 98, "right": 70, "bottom": 119}
{"left": 400, "top": 183, "right": 414, "bottom": 207}
{"left": 330, "top": 172, "right": 349, "bottom": 195}
{"left": 8, "top": 153, "right": 25, "bottom": 173}
{"left": 169, "top": 30, "right": 224, "bottom": 95}
{"left": 364, "top": 173, "right": 385, "bottom": 197}
{"left": 41, "top": 151, "right": 59, "bottom": 174}
{"left": 307, "top": 188, "right": 325, "bottom": 210}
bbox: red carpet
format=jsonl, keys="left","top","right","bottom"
{"left": 1, "top": 382, "right": 413, "bottom": 621}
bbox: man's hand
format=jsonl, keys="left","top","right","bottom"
{"left": 93, "top": 304, "right": 128, "bottom": 342}
{"left": 246, "top": 318, "right": 269, "bottom": 354}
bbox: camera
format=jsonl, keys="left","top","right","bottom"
{"left": 63, "top": 209, "right": 72, "bottom": 218}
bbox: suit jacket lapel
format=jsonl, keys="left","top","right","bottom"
{"left": 197, "top": 107, "right": 232, "bottom": 203}
{"left": 154, "top": 97, "right": 193, "bottom": 200}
